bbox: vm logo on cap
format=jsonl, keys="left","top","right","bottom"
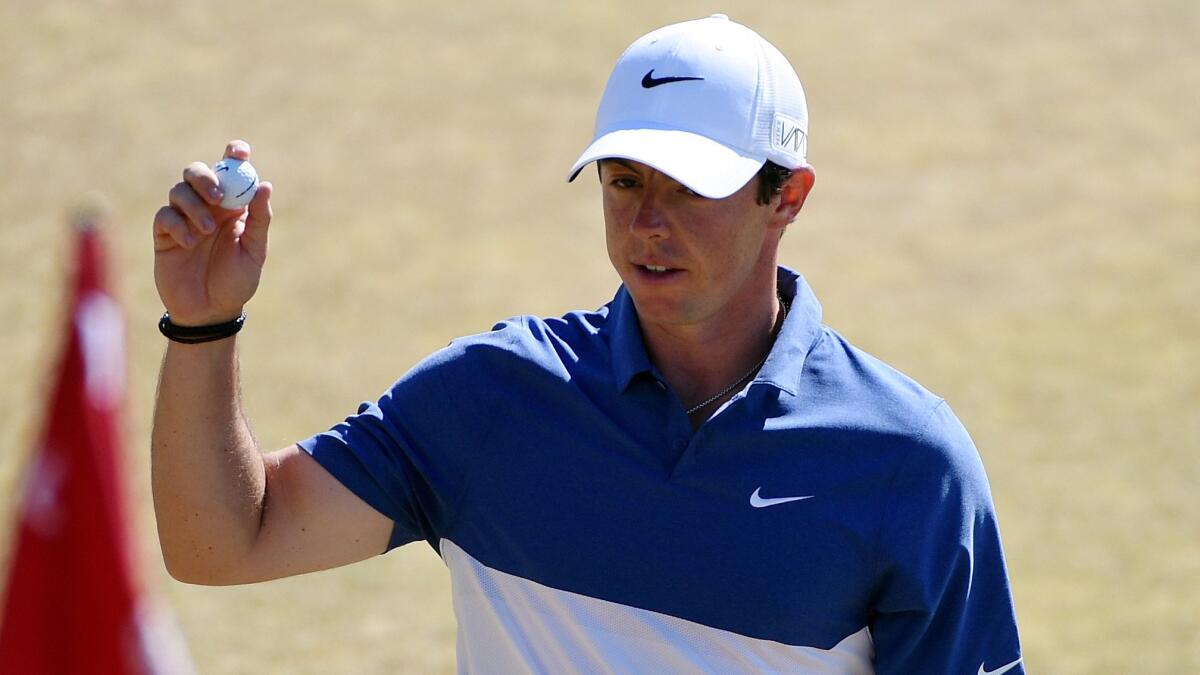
{"left": 773, "top": 114, "right": 808, "bottom": 157}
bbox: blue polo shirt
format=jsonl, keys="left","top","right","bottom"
{"left": 299, "top": 267, "right": 1023, "bottom": 674}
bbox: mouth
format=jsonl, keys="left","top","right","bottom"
{"left": 631, "top": 262, "right": 685, "bottom": 283}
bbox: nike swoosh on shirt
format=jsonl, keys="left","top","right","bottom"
{"left": 749, "top": 487, "right": 813, "bottom": 508}
{"left": 978, "top": 657, "right": 1023, "bottom": 675}
{"left": 641, "top": 69, "right": 705, "bottom": 88}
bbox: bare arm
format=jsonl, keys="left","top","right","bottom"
{"left": 151, "top": 140, "right": 391, "bottom": 585}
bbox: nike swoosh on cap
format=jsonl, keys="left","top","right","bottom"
{"left": 641, "top": 69, "right": 705, "bottom": 88}
{"left": 978, "top": 657, "right": 1023, "bottom": 675}
{"left": 749, "top": 487, "right": 813, "bottom": 508}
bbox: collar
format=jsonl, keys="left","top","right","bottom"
{"left": 609, "top": 266, "right": 824, "bottom": 396}
{"left": 610, "top": 285, "right": 656, "bottom": 392}
{"left": 757, "top": 266, "right": 823, "bottom": 397}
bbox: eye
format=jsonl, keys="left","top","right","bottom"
{"left": 609, "top": 177, "right": 640, "bottom": 189}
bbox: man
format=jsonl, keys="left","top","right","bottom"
{"left": 152, "top": 14, "right": 1023, "bottom": 674}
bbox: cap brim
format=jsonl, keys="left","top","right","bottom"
{"left": 566, "top": 129, "right": 764, "bottom": 199}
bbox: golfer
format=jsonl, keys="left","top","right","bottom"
{"left": 152, "top": 14, "right": 1023, "bottom": 674}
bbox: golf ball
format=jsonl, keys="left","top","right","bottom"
{"left": 213, "top": 158, "right": 259, "bottom": 209}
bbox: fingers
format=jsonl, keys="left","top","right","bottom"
{"left": 240, "top": 181, "right": 273, "bottom": 264}
{"left": 155, "top": 140, "right": 260, "bottom": 253}
{"left": 183, "top": 160, "right": 224, "bottom": 208}
{"left": 179, "top": 140, "right": 250, "bottom": 208}
{"left": 169, "top": 179, "right": 217, "bottom": 238}
{"left": 246, "top": 181, "right": 272, "bottom": 227}
{"left": 224, "top": 139, "right": 251, "bottom": 161}
{"left": 153, "top": 205, "right": 196, "bottom": 250}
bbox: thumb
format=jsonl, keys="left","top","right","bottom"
{"left": 241, "top": 181, "right": 273, "bottom": 264}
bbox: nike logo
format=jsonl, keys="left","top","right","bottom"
{"left": 978, "top": 657, "right": 1023, "bottom": 675}
{"left": 641, "top": 69, "right": 705, "bottom": 88}
{"left": 749, "top": 487, "right": 813, "bottom": 508}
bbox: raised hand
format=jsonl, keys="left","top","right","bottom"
{"left": 153, "top": 140, "right": 273, "bottom": 327}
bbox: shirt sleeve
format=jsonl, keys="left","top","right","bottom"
{"left": 869, "top": 401, "right": 1024, "bottom": 675}
{"left": 297, "top": 347, "right": 479, "bottom": 553}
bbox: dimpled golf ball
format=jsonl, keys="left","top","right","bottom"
{"left": 213, "top": 158, "right": 259, "bottom": 209}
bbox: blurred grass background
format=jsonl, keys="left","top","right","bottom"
{"left": 1, "top": 0, "right": 1196, "bottom": 672}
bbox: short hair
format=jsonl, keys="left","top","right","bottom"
{"left": 755, "top": 161, "right": 793, "bottom": 206}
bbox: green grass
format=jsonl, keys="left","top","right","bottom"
{"left": 1, "top": 1, "right": 1196, "bottom": 672}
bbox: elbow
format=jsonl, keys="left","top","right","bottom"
{"left": 162, "top": 554, "right": 219, "bottom": 586}
{"left": 153, "top": 510, "right": 261, "bottom": 586}
{"left": 160, "top": 546, "right": 245, "bottom": 586}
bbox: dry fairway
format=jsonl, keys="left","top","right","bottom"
{"left": 1, "top": 1, "right": 1197, "bottom": 672}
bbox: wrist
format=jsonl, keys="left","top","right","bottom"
{"left": 163, "top": 307, "right": 245, "bottom": 327}
{"left": 159, "top": 311, "right": 246, "bottom": 344}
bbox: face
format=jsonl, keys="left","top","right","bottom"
{"left": 600, "top": 159, "right": 794, "bottom": 331}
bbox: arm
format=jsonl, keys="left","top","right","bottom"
{"left": 150, "top": 140, "right": 392, "bottom": 585}
{"left": 869, "top": 403, "right": 1023, "bottom": 674}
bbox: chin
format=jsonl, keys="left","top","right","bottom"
{"left": 624, "top": 291, "right": 692, "bottom": 326}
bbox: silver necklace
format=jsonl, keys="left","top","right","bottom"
{"left": 685, "top": 293, "right": 788, "bottom": 415}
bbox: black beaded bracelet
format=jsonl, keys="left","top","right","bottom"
{"left": 158, "top": 312, "right": 246, "bottom": 344}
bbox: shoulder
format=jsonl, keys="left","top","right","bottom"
{"left": 801, "top": 327, "right": 948, "bottom": 439}
{"left": 893, "top": 400, "right": 990, "bottom": 507}
{"left": 798, "top": 327, "right": 989, "bottom": 494}
{"left": 417, "top": 306, "right": 615, "bottom": 383}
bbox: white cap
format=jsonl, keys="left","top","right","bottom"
{"left": 568, "top": 14, "right": 809, "bottom": 199}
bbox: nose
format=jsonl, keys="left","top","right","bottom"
{"left": 629, "top": 191, "right": 668, "bottom": 240}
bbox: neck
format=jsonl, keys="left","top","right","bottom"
{"left": 639, "top": 282, "right": 783, "bottom": 420}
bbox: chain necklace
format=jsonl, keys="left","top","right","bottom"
{"left": 685, "top": 292, "right": 789, "bottom": 416}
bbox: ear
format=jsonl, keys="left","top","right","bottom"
{"left": 769, "top": 165, "right": 816, "bottom": 230}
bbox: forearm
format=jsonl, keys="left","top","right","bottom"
{"left": 151, "top": 337, "right": 265, "bottom": 584}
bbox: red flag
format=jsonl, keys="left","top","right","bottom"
{"left": 0, "top": 223, "right": 192, "bottom": 674}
